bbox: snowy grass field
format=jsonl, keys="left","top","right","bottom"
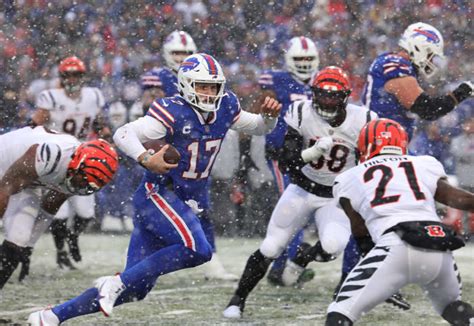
{"left": 0, "top": 233, "right": 473, "bottom": 325}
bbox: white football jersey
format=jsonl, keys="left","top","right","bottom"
{"left": 36, "top": 87, "right": 105, "bottom": 140}
{"left": 334, "top": 155, "right": 446, "bottom": 241}
{"left": 0, "top": 126, "right": 80, "bottom": 194}
{"left": 284, "top": 101, "right": 378, "bottom": 186}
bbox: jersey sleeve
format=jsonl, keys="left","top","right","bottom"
{"left": 284, "top": 100, "right": 305, "bottom": 131}
{"left": 92, "top": 88, "right": 106, "bottom": 109}
{"left": 35, "top": 90, "right": 56, "bottom": 110}
{"left": 418, "top": 155, "right": 447, "bottom": 195}
{"left": 258, "top": 71, "right": 275, "bottom": 91}
{"left": 146, "top": 98, "right": 177, "bottom": 135}
{"left": 333, "top": 169, "right": 361, "bottom": 211}
{"left": 35, "top": 142, "right": 66, "bottom": 183}
{"left": 378, "top": 55, "right": 416, "bottom": 80}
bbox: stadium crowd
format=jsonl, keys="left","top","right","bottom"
{"left": 0, "top": 0, "right": 472, "bottom": 235}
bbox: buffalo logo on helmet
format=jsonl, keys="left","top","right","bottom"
{"left": 412, "top": 28, "right": 441, "bottom": 44}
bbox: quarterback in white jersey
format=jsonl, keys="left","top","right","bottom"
{"left": 326, "top": 118, "right": 474, "bottom": 326}
{"left": 224, "top": 67, "right": 378, "bottom": 319}
{"left": 0, "top": 126, "right": 118, "bottom": 289}
{"left": 32, "top": 56, "right": 110, "bottom": 268}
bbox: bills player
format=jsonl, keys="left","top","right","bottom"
{"left": 326, "top": 118, "right": 474, "bottom": 325}
{"left": 255, "top": 36, "right": 319, "bottom": 285}
{"left": 31, "top": 56, "right": 110, "bottom": 269}
{"left": 145, "top": 30, "right": 197, "bottom": 98}
{"left": 0, "top": 126, "right": 118, "bottom": 290}
{"left": 223, "top": 67, "right": 378, "bottom": 319}
{"left": 27, "top": 53, "right": 281, "bottom": 325}
{"left": 338, "top": 22, "right": 474, "bottom": 308}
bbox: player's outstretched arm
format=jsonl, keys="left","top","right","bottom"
{"left": 385, "top": 77, "right": 473, "bottom": 120}
{"left": 40, "top": 190, "right": 71, "bottom": 215}
{"left": 435, "top": 178, "right": 474, "bottom": 212}
{"left": 0, "top": 145, "right": 39, "bottom": 218}
{"left": 259, "top": 96, "right": 282, "bottom": 118}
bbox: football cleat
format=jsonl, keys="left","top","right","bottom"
{"left": 223, "top": 295, "right": 245, "bottom": 319}
{"left": 95, "top": 275, "right": 126, "bottom": 317}
{"left": 385, "top": 292, "right": 411, "bottom": 311}
{"left": 57, "top": 250, "right": 76, "bottom": 270}
{"left": 27, "top": 308, "right": 60, "bottom": 326}
{"left": 267, "top": 268, "right": 285, "bottom": 286}
{"left": 203, "top": 254, "right": 238, "bottom": 281}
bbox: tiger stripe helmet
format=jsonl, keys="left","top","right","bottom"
{"left": 58, "top": 56, "right": 86, "bottom": 75}
{"left": 311, "top": 66, "right": 351, "bottom": 121}
{"left": 357, "top": 118, "right": 409, "bottom": 163}
{"left": 66, "top": 139, "right": 119, "bottom": 195}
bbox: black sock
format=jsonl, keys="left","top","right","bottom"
{"left": 232, "top": 250, "right": 272, "bottom": 305}
{"left": 0, "top": 240, "right": 23, "bottom": 289}
{"left": 50, "top": 219, "right": 68, "bottom": 251}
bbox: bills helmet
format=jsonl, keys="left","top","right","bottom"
{"left": 358, "top": 118, "right": 409, "bottom": 163}
{"left": 284, "top": 36, "right": 319, "bottom": 82}
{"left": 399, "top": 22, "right": 445, "bottom": 79}
{"left": 311, "top": 66, "right": 351, "bottom": 121}
{"left": 163, "top": 31, "right": 197, "bottom": 73}
{"left": 66, "top": 139, "right": 119, "bottom": 195}
{"left": 178, "top": 53, "right": 226, "bottom": 112}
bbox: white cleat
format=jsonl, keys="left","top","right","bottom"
{"left": 94, "top": 275, "right": 126, "bottom": 317}
{"left": 281, "top": 260, "right": 305, "bottom": 286}
{"left": 27, "top": 308, "right": 60, "bottom": 326}
{"left": 222, "top": 305, "right": 242, "bottom": 319}
{"left": 204, "top": 254, "right": 239, "bottom": 281}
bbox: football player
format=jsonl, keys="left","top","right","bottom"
{"left": 326, "top": 118, "right": 474, "bottom": 326}
{"left": 254, "top": 36, "right": 320, "bottom": 285}
{"left": 27, "top": 53, "right": 281, "bottom": 325}
{"left": 223, "top": 67, "right": 378, "bottom": 319}
{"left": 338, "top": 22, "right": 473, "bottom": 310}
{"left": 0, "top": 126, "right": 118, "bottom": 290}
{"left": 31, "top": 56, "right": 111, "bottom": 270}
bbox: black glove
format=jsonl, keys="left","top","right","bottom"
{"left": 452, "top": 81, "right": 473, "bottom": 103}
{"left": 354, "top": 235, "right": 375, "bottom": 257}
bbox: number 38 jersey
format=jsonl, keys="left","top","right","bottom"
{"left": 284, "top": 101, "right": 377, "bottom": 186}
{"left": 36, "top": 87, "right": 105, "bottom": 140}
{"left": 334, "top": 155, "right": 446, "bottom": 241}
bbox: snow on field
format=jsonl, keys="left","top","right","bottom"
{"left": 0, "top": 233, "right": 472, "bottom": 325}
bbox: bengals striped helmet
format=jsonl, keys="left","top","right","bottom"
{"left": 59, "top": 56, "right": 86, "bottom": 75}
{"left": 358, "top": 118, "right": 409, "bottom": 163}
{"left": 66, "top": 139, "right": 119, "bottom": 195}
{"left": 311, "top": 66, "right": 351, "bottom": 121}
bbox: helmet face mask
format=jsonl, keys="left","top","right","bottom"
{"left": 357, "top": 119, "right": 409, "bottom": 163}
{"left": 398, "top": 22, "right": 445, "bottom": 80}
{"left": 163, "top": 31, "right": 197, "bottom": 73}
{"left": 284, "top": 36, "right": 319, "bottom": 82}
{"left": 66, "top": 139, "right": 119, "bottom": 195}
{"left": 311, "top": 66, "right": 351, "bottom": 122}
{"left": 178, "top": 54, "right": 226, "bottom": 113}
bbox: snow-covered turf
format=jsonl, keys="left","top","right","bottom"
{"left": 0, "top": 233, "right": 472, "bottom": 325}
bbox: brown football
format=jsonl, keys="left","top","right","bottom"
{"left": 143, "top": 139, "right": 181, "bottom": 164}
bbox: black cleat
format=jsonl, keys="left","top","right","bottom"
{"left": 267, "top": 268, "right": 285, "bottom": 286}
{"left": 57, "top": 250, "right": 76, "bottom": 270}
{"left": 385, "top": 292, "right": 411, "bottom": 311}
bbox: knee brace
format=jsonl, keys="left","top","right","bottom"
{"left": 441, "top": 300, "right": 474, "bottom": 325}
{"left": 325, "top": 312, "right": 353, "bottom": 326}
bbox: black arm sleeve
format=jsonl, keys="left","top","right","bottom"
{"left": 270, "top": 126, "right": 305, "bottom": 175}
{"left": 410, "top": 92, "right": 457, "bottom": 121}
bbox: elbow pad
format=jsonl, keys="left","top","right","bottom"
{"left": 410, "top": 92, "right": 457, "bottom": 121}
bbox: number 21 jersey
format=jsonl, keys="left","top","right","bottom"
{"left": 334, "top": 155, "right": 446, "bottom": 241}
{"left": 36, "top": 87, "right": 105, "bottom": 140}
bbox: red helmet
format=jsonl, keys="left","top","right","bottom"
{"left": 58, "top": 56, "right": 86, "bottom": 75}
{"left": 66, "top": 139, "right": 119, "bottom": 195}
{"left": 358, "top": 118, "right": 409, "bottom": 163}
{"left": 311, "top": 66, "right": 351, "bottom": 121}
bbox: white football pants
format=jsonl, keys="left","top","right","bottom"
{"left": 328, "top": 232, "right": 462, "bottom": 322}
{"left": 54, "top": 194, "right": 95, "bottom": 220}
{"left": 259, "top": 183, "right": 351, "bottom": 259}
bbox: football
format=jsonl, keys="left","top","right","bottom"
{"left": 143, "top": 139, "right": 181, "bottom": 164}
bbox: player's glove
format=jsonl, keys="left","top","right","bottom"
{"left": 452, "top": 81, "right": 473, "bottom": 103}
{"left": 301, "top": 136, "right": 333, "bottom": 163}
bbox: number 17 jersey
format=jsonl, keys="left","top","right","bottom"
{"left": 334, "top": 155, "right": 446, "bottom": 241}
